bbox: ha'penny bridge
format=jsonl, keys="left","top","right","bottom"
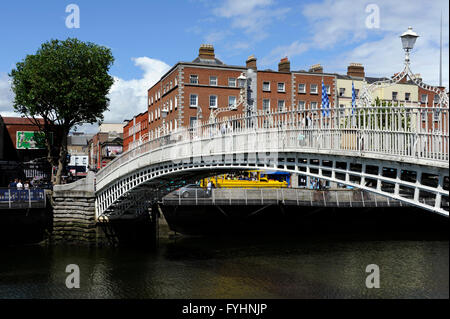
{"left": 51, "top": 27, "right": 448, "bottom": 246}
{"left": 94, "top": 102, "right": 449, "bottom": 219}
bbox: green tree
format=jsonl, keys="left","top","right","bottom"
{"left": 10, "top": 38, "right": 114, "bottom": 184}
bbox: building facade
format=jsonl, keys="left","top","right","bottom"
{"left": 123, "top": 112, "right": 149, "bottom": 152}
{"left": 88, "top": 123, "right": 124, "bottom": 170}
{"left": 143, "top": 45, "right": 337, "bottom": 142}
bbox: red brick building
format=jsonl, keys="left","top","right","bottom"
{"left": 418, "top": 81, "right": 447, "bottom": 131}
{"left": 123, "top": 112, "right": 149, "bottom": 152}
{"left": 87, "top": 124, "right": 123, "bottom": 170}
{"left": 0, "top": 116, "right": 49, "bottom": 162}
{"left": 138, "top": 45, "right": 337, "bottom": 145}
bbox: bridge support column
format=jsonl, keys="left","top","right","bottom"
{"left": 290, "top": 174, "right": 298, "bottom": 188}
{"left": 51, "top": 172, "right": 102, "bottom": 246}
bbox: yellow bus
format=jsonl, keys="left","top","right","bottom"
{"left": 200, "top": 171, "right": 288, "bottom": 189}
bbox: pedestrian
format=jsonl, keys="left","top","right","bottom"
{"left": 207, "top": 180, "right": 213, "bottom": 197}
{"left": 16, "top": 179, "right": 23, "bottom": 190}
{"left": 24, "top": 180, "right": 30, "bottom": 190}
{"left": 8, "top": 179, "right": 16, "bottom": 188}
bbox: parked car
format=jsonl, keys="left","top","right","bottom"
{"left": 173, "top": 184, "right": 209, "bottom": 198}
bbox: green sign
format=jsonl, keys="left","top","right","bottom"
{"left": 16, "top": 131, "right": 48, "bottom": 150}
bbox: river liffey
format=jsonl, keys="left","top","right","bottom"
{"left": 0, "top": 231, "right": 448, "bottom": 299}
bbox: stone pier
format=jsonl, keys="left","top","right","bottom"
{"left": 51, "top": 172, "right": 103, "bottom": 245}
{"left": 51, "top": 172, "right": 159, "bottom": 247}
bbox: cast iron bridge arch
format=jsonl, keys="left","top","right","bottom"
{"left": 95, "top": 104, "right": 449, "bottom": 219}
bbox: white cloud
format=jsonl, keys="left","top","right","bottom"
{"left": 105, "top": 57, "right": 170, "bottom": 123}
{"left": 0, "top": 72, "right": 16, "bottom": 117}
{"left": 301, "top": 0, "right": 449, "bottom": 88}
{"left": 262, "top": 0, "right": 449, "bottom": 88}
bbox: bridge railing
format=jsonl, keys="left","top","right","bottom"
{"left": 96, "top": 103, "right": 448, "bottom": 186}
{"left": 0, "top": 189, "right": 46, "bottom": 209}
{"left": 161, "top": 187, "right": 442, "bottom": 208}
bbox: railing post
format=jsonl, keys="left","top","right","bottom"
{"left": 8, "top": 189, "right": 11, "bottom": 209}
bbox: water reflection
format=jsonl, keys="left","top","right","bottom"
{"left": 0, "top": 235, "right": 448, "bottom": 299}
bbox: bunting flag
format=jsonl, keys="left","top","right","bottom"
{"left": 352, "top": 81, "right": 356, "bottom": 115}
{"left": 321, "top": 80, "right": 330, "bottom": 117}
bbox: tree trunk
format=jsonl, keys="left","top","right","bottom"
{"left": 54, "top": 130, "right": 68, "bottom": 185}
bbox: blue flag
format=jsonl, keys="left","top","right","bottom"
{"left": 352, "top": 81, "right": 356, "bottom": 115}
{"left": 321, "top": 80, "right": 330, "bottom": 117}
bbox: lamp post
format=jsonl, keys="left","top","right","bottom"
{"left": 400, "top": 26, "right": 419, "bottom": 64}
{"left": 160, "top": 107, "right": 168, "bottom": 143}
{"left": 360, "top": 26, "right": 447, "bottom": 109}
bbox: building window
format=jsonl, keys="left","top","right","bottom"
{"left": 170, "top": 99, "right": 173, "bottom": 111}
{"left": 310, "top": 101, "right": 318, "bottom": 109}
{"left": 298, "top": 101, "right": 305, "bottom": 111}
{"left": 325, "top": 85, "right": 330, "bottom": 95}
{"left": 210, "top": 76, "right": 218, "bottom": 86}
{"left": 421, "top": 94, "right": 428, "bottom": 104}
{"left": 405, "top": 93, "right": 410, "bottom": 101}
{"left": 278, "top": 100, "right": 285, "bottom": 112}
{"left": 434, "top": 110, "right": 440, "bottom": 122}
{"left": 174, "top": 97, "right": 178, "bottom": 109}
{"left": 339, "top": 104, "right": 345, "bottom": 116}
{"left": 170, "top": 81, "right": 173, "bottom": 89}
{"left": 339, "top": 88, "right": 345, "bottom": 97}
{"left": 263, "top": 99, "right": 270, "bottom": 113}
{"left": 228, "top": 96, "right": 237, "bottom": 107}
{"left": 228, "top": 78, "right": 236, "bottom": 87}
{"left": 355, "top": 89, "right": 359, "bottom": 97}
{"left": 298, "top": 83, "right": 306, "bottom": 93}
{"left": 392, "top": 91, "right": 398, "bottom": 101}
{"left": 311, "top": 84, "right": 318, "bottom": 94}
{"left": 190, "top": 94, "right": 198, "bottom": 107}
{"left": 263, "top": 82, "right": 271, "bottom": 92}
{"left": 175, "top": 78, "right": 178, "bottom": 86}
{"left": 278, "top": 83, "right": 285, "bottom": 92}
{"left": 190, "top": 75, "right": 198, "bottom": 84}
{"left": 209, "top": 95, "right": 218, "bottom": 108}
{"left": 434, "top": 94, "right": 440, "bottom": 104}
{"left": 189, "top": 117, "right": 197, "bottom": 128}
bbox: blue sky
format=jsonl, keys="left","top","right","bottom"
{"left": 0, "top": 0, "right": 448, "bottom": 128}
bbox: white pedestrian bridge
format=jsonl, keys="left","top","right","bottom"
{"left": 95, "top": 104, "right": 449, "bottom": 219}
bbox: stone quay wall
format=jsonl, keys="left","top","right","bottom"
{"left": 51, "top": 172, "right": 105, "bottom": 245}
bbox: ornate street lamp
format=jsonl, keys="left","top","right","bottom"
{"left": 359, "top": 26, "right": 448, "bottom": 108}
{"left": 400, "top": 26, "right": 419, "bottom": 63}
{"left": 237, "top": 73, "right": 247, "bottom": 89}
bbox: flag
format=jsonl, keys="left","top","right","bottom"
{"left": 352, "top": 81, "right": 356, "bottom": 115}
{"left": 321, "top": 80, "right": 330, "bottom": 117}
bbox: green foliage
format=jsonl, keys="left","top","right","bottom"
{"left": 9, "top": 38, "right": 115, "bottom": 183}
{"left": 343, "top": 97, "right": 411, "bottom": 130}
{"left": 10, "top": 38, "right": 114, "bottom": 128}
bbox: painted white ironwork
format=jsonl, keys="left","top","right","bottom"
{"left": 95, "top": 103, "right": 449, "bottom": 219}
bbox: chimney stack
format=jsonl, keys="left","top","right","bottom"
{"left": 347, "top": 63, "right": 365, "bottom": 78}
{"left": 309, "top": 63, "right": 323, "bottom": 73}
{"left": 246, "top": 55, "right": 257, "bottom": 70}
{"left": 198, "top": 44, "right": 215, "bottom": 60}
{"left": 278, "top": 57, "right": 290, "bottom": 73}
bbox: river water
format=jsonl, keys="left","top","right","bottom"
{"left": 0, "top": 231, "right": 448, "bottom": 299}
